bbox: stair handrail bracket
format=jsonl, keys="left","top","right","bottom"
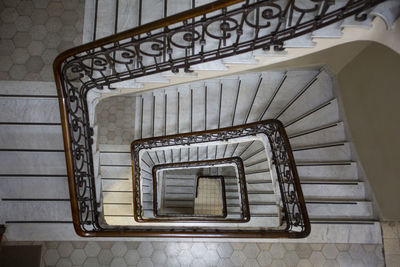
{"left": 54, "top": 0, "right": 385, "bottom": 237}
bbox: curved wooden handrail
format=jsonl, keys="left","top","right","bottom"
{"left": 54, "top": 0, "right": 245, "bottom": 238}
{"left": 53, "top": 0, "right": 383, "bottom": 238}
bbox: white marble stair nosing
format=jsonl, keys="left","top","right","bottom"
{"left": 0, "top": 177, "right": 69, "bottom": 199}
{"left": 292, "top": 142, "right": 351, "bottom": 162}
{"left": 165, "top": 179, "right": 195, "bottom": 186}
{"left": 285, "top": 98, "right": 340, "bottom": 135}
{"left": 301, "top": 182, "right": 366, "bottom": 200}
{"left": 311, "top": 22, "right": 343, "bottom": 38}
{"left": 2, "top": 222, "right": 382, "bottom": 242}
{"left": 277, "top": 70, "right": 334, "bottom": 124}
{"left": 100, "top": 152, "right": 131, "bottom": 166}
{"left": 0, "top": 98, "right": 60, "bottom": 123}
{"left": 2, "top": 201, "right": 71, "bottom": 222}
{"left": 288, "top": 121, "right": 346, "bottom": 147}
{"left": 0, "top": 151, "right": 66, "bottom": 176}
{"left": 104, "top": 204, "right": 133, "bottom": 216}
{"left": 247, "top": 194, "right": 277, "bottom": 203}
{"left": 0, "top": 125, "right": 64, "bottom": 150}
{"left": 296, "top": 162, "right": 358, "bottom": 180}
{"left": 100, "top": 166, "right": 132, "bottom": 179}
{"left": 99, "top": 144, "right": 131, "bottom": 153}
{"left": 246, "top": 183, "right": 274, "bottom": 192}
{"left": 263, "top": 69, "right": 321, "bottom": 119}
{"left": 103, "top": 192, "right": 133, "bottom": 204}
{"left": 0, "top": 81, "right": 58, "bottom": 96}
{"left": 102, "top": 180, "right": 132, "bottom": 191}
{"left": 306, "top": 201, "right": 374, "bottom": 219}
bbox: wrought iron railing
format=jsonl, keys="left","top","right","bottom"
{"left": 131, "top": 120, "right": 309, "bottom": 237}
{"left": 138, "top": 157, "right": 249, "bottom": 222}
{"left": 54, "top": 0, "right": 385, "bottom": 237}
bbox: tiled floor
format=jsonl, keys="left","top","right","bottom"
{"left": 0, "top": 0, "right": 84, "bottom": 81}
{"left": 382, "top": 222, "right": 400, "bottom": 267}
{"left": 2, "top": 240, "right": 385, "bottom": 267}
{"left": 96, "top": 95, "right": 136, "bottom": 145}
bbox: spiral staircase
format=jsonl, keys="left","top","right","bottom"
{"left": 96, "top": 67, "right": 376, "bottom": 235}
{"left": 0, "top": 0, "right": 399, "bottom": 241}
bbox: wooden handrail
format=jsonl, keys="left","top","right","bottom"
{"left": 145, "top": 159, "right": 246, "bottom": 222}
{"left": 53, "top": 0, "right": 383, "bottom": 238}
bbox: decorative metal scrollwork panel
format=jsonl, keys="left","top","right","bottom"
{"left": 54, "top": 0, "right": 385, "bottom": 236}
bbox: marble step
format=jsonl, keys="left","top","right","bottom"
{"left": 285, "top": 99, "right": 340, "bottom": 135}
{"left": 277, "top": 70, "right": 334, "bottom": 124}
{"left": 1, "top": 201, "right": 71, "bottom": 222}
{"left": 102, "top": 180, "right": 132, "bottom": 192}
{"left": 262, "top": 70, "right": 320, "bottom": 119}
{"left": 296, "top": 161, "right": 357, "bottom": 180}
{"left": 100, "top": 166, "right": 132, "bottom": 179}
{"left": 288, "top": 121, "right": 346, "bottom": 147}
{"left": 103, "top": 191, "right": 132, "bottom": 204}
{"left": 5, "top": 222, "right": 383, "bottom": 242}
{"left": 0, "top": 97, "right": 60, "bottom": 123}
{"left": 0, "top": 81, "right": 57, "bottom": 96}
{"left": 0, "top": 151, "right": 66, "bottom": 176}
{"left": 105, "top": 214, "right": 279, "bottom": 229}
{"left": 301, "top": 182, "right": 366, "bottom": 200}
{"left": 165, "top": 178, "right": 195, "bottom": 186}
{"left": 0, "top": 177, "right": 69, "bottom": 199}
{"left": 0, "top": 125, "right": 63, "bottom": 150}
{"left": 100, "top": 152, "right": 131, "bottom": 166}
{"left": 306, "top": 201, "right": 373, "bottom": 219}
{"left": 292, "top": 142, "right": 351, "bottom": 162}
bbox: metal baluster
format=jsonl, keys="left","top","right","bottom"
{"left": 90, "top": 0, "right": 99, "bottom": 72}
{"left": 231, "top": 80, "right": 240, "bottom": 126}
{"left": 93, "top": 0, "right": 98, "bottom": 41}
{"left": 230, "top": 143, "right": 240, "bottom": 157}
{"left": 164, "top": 93, "right": 167, "bottom": 136}
{"left": 140, "top": 97, "right": 144, "bottom": 139}
{"left": 242, "top": 148, "right": 264, "bottom": 161}
{"left": 204, "top": 86, "right": 207, "bottom": 130}
{"left": 222, "top": 143, "right": 228, "bottom": 158}
{"left": 218, "top": 83, "right": 222, "bottom": 129}
{"left": 258, "top": 73, "right": 287, "bottom": 121}
{"left": 177, "top": 91, "right": 180, "bottom": 134}
{"left": 152, "top": 94, "right": 155, "bottom": 137}
{"left": 237, "top": 141, "right": 255, "bottom": 158}
{"left": 190, "top": 89, "right": 193, "bottom": 132}
{"left": 275, "top": 70, "right": 320, "bottom": 119}
{"left": 138, "top": 0, "right": 142, "bottom": 26}
{"left": 147, "top": 151, "right": 155, "bottom": 165}
{"left": 244, "top": 76, "right": 262, "bottom": 124}
{"left": 163, "top": 0, "right": 167, "bottom": 62}
{"left": 155, "top": 151, "right": 161, "bottom": 163}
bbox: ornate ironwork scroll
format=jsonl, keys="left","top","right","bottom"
{"left": 131, "top": 120, "right": 310, "bottom": 235}
{"left": 138, "top": 157, "right": 249, "bottom": 222}
{"left": 54, "top": 0, "right": 385, "bottom": 237}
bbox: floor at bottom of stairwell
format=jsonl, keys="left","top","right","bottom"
{"left": 1, "top": 240, "right": 386, "bottom": 267}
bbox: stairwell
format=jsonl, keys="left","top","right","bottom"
{"left": 94, "top": 67, "right": 379, "bottom": 240}
{"left": 0, "top": 0, "right": 399, "bottom": 244}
